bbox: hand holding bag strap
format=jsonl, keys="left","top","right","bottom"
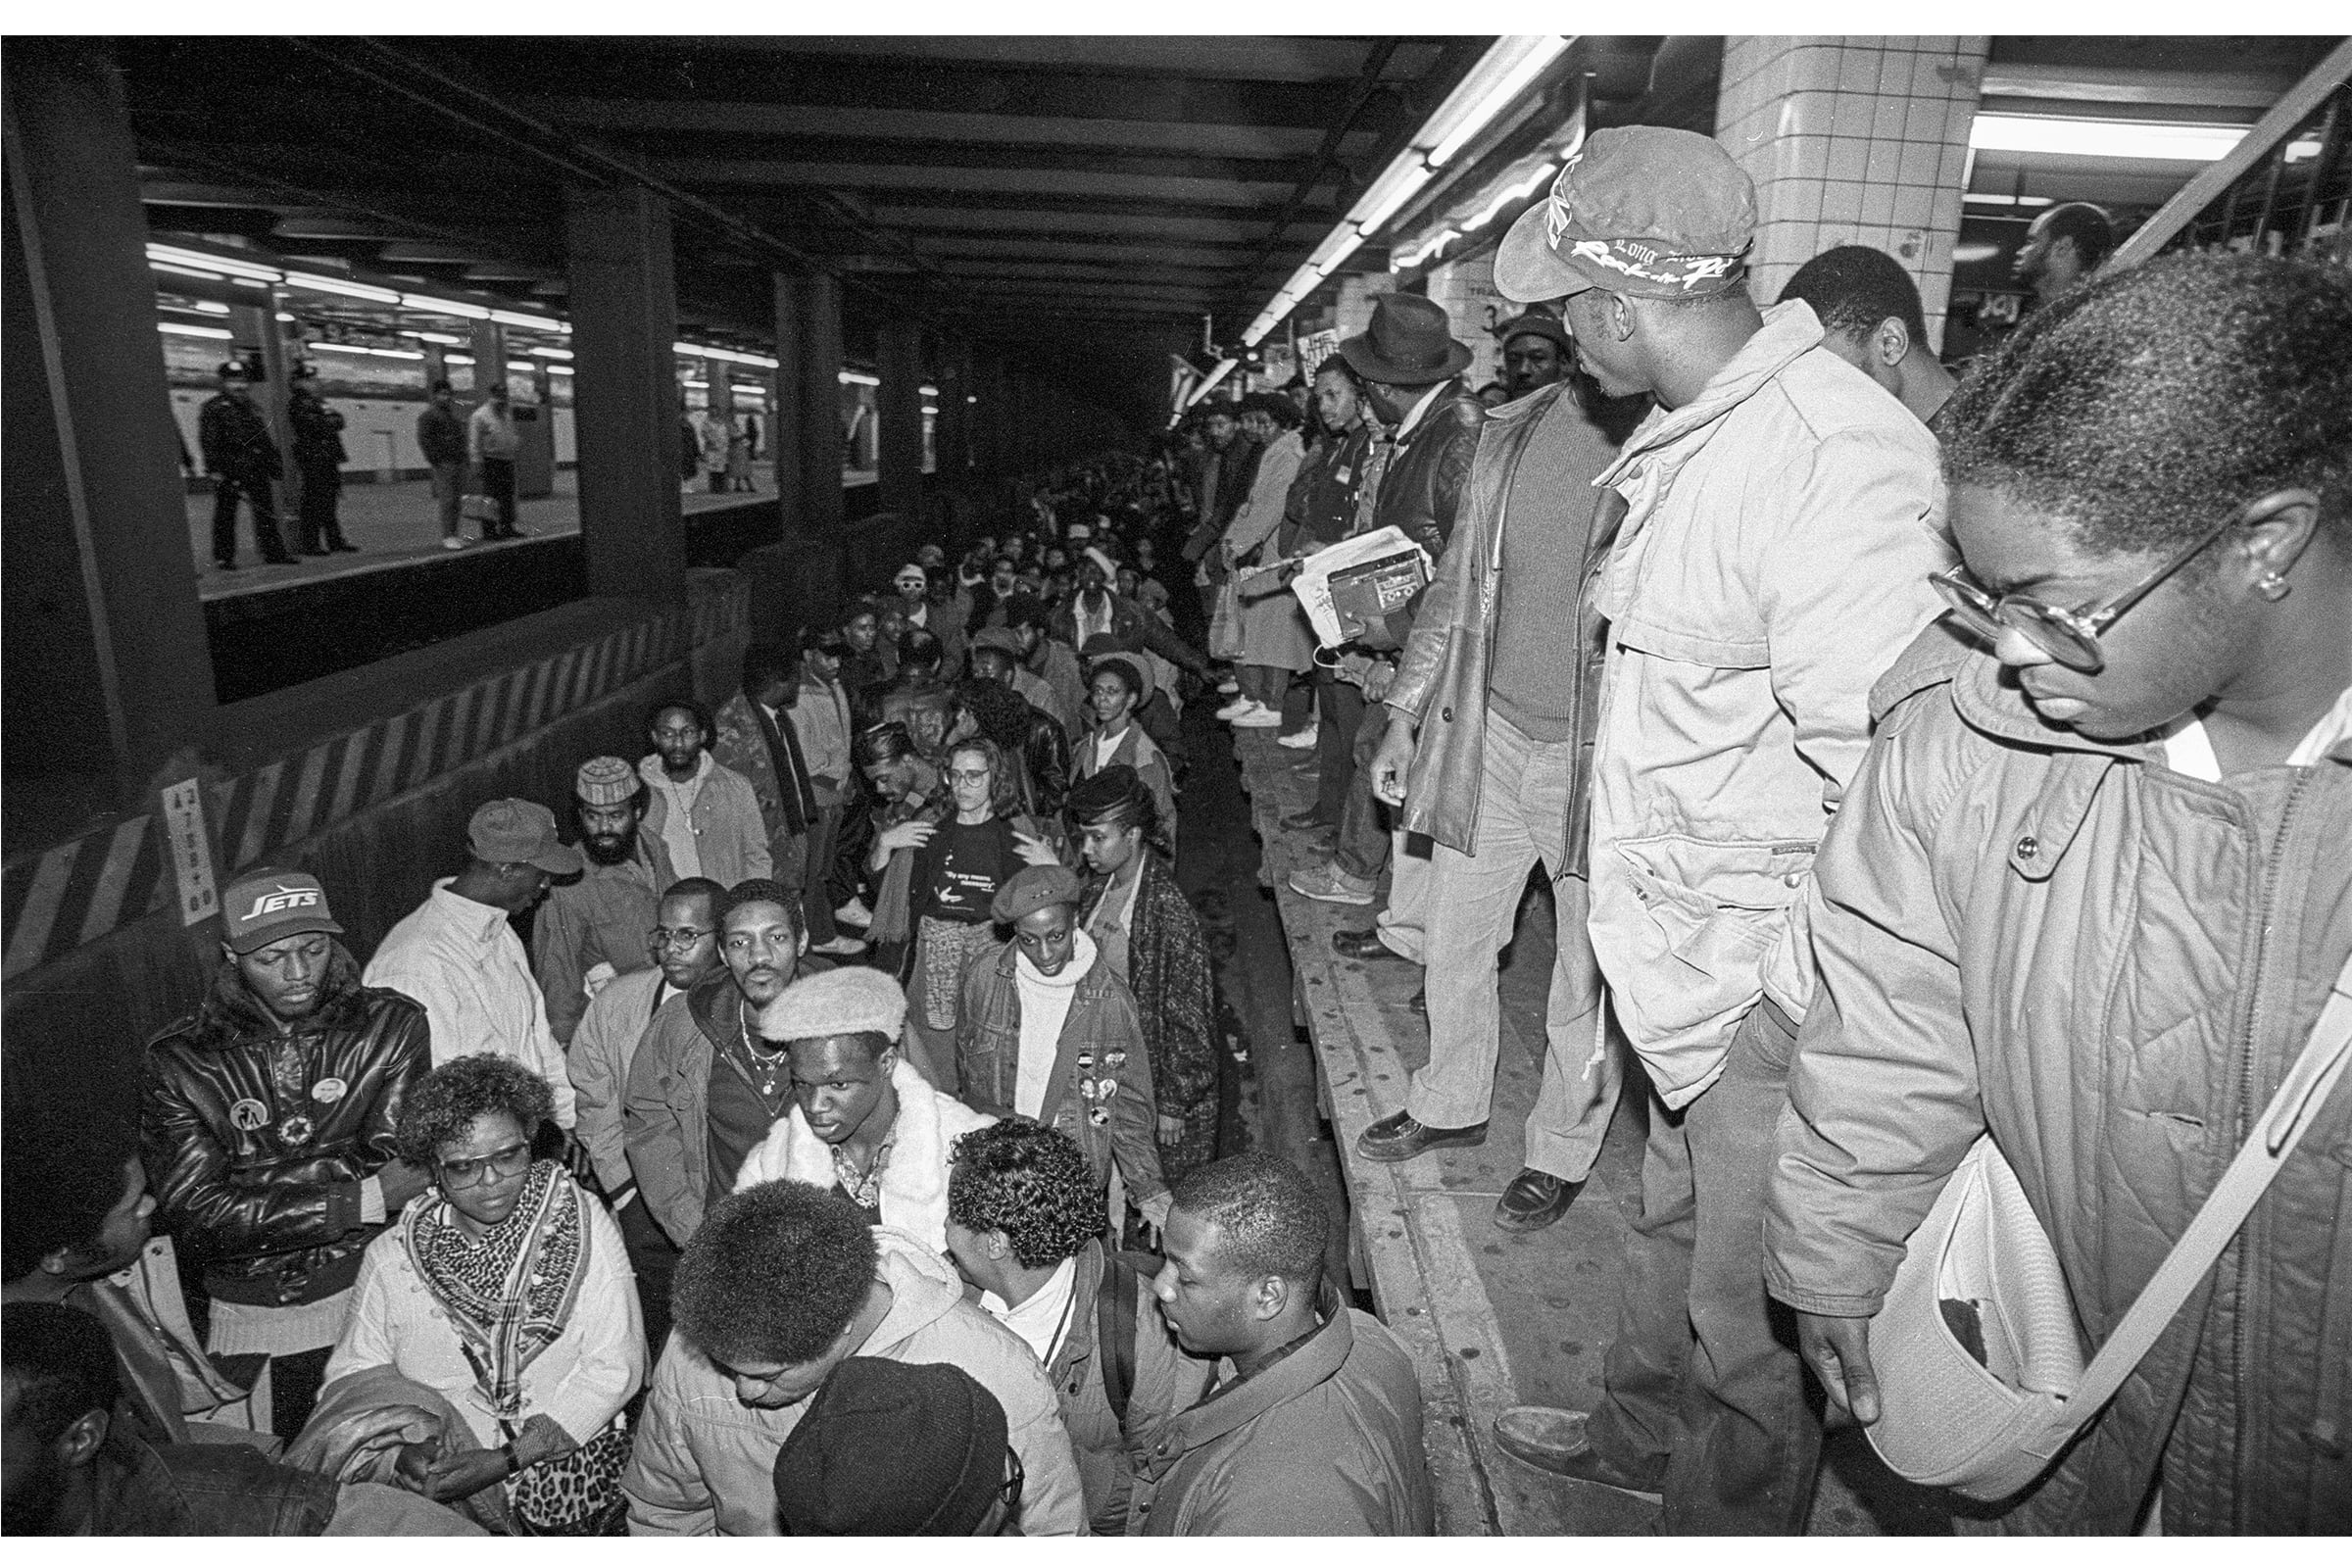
{"left": 2062, "top": 953, "right": 2352, "bottom": 1424}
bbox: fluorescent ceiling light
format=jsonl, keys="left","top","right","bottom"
{"left": 402, "top": 291, "right": 492, "bottom": 319}
{"left": 1238, "top": 34, "right": 1570, "bottom": 348}
{"left": 1952, "top": 242, "right": 2002, "bottom": 265}
{"left": 547, "top": 365, "right": 574, "bottom": 376}
{"left": 839, "top": 369, "right": 881, "bottom": 387}
{"left": 311, "top": 342, "right": 424, "bottom": 360}
{"left": 445, "top": 354, "right": 475, "bottom": 366}
{"left": 158, "top": 320, "right": 233, "bottom": 339}
{"left": 528, "top": 346, "right": 574, "bottom": 359}
{"left": 683, "top": 378, "right": 709, "bottom": 389}
{"left": 285, "top": 271, "right": 404, "bottom": 305}
{"left": 274, "top": 313, "right": 296, "bottom": 323}
{"left": 507, "top": 360, "right": 543, "bottom": 373}
{"left": 399, "top": 329, "right": 466, "bottom": 345}
{"left": 489, "top": 309, "right": 564, "bottom": 332}
{"left": 152, "top": 261, "right": 224, "bottom": 282}
{"left": 146, "top": 243, "right": 280, "bottom": 283}
{"left": 1969, "top": 113, "right": 2321, "bottom": 164}
{"left": 919, "top": 384, "right": 940, "bottom": 396}
{"left": 1962, "top": 193, "right": 2055, "bottom": 208}
{"left": 1422, "top": 35, "right": 1573, "bottom": 170}
{"left": 1185, "top": 358, "right": 1238, "bottom": 408}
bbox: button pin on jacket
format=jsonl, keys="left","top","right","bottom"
{"left": 2014, "top": 834, "right": 2039, "bottom": 859}
{"left": 229, "top": 1098, "right": 270, "bottom": 1131}
{"left": 312, "top": 1077, "right": 347, "bottom": 1103}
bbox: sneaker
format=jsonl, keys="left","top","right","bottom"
{"left": 441, "top": 536, "right": 467, "bottom": 551}
{"left": 810, "top": 935, "right": 869, "bottom": 957}
{"left": 1276, "top": 724, "right": 1319, "bottom": 749}
{"left": 833, "top": 897, "right": 874, "bottom": 928}
{"left": 1287, "top": 862, "right": 1376, "bottom": 906}
{"left": 1213, "top": 695, "right": 1257, "bottom": 721}
{"left": 1214, "top": 675, "right": 1242, "bottom": 696}
{"left": 1232, "top": 703, "right": 1283, "bottom": 728}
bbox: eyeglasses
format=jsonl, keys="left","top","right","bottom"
{"left": 437, "top": 1142, "right": 531, "bottom": 1188}
{"left": 947, "top": 767, "right": 993, "bottom": 785}
{"left": 648, "top": 925, "right": 713, "bottom": 950}
{"left": 1931, "top": 496, "right": 2264, "bottom": 675}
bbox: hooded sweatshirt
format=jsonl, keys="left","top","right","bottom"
{"left": 622, "top": 1228, "right": 1088, "bottom": 1536}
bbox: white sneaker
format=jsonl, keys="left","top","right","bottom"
{"left": 834, "top": 897, "right": 874, "bottom": 928}
{"left": 1213, "top": 695, "right": 1257, "bottom": 721}
{"left": 441, "top": 536, "right": 467, "bottom": 550}
{"left": 1215, "top": 676, "right": 1242, "bottom": 696}
{"left": 1232, "top": 702, "right": 1283, "bottom": 728}
{"left": 1276, "top": 724, "right": 1319, "bottom": 749}
{"left": 810, "top": 934, "right": 869, "bottom": 957}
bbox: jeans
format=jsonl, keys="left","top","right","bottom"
{"left": 479, "top": 457, "right": 517, "bottom": 533}
{"left": 1314, "top": 667, "right": 1363, "bottom": 827}
{"left": 429, "top": 460, "right": 465, "bottom": 536}
{"left": 1585, "top": 999, "right": 1820, "bottom": 1534}
{"left": 1403, "top": 712, "right": 1622, "bottom": 1174}
{"left": 1334, "top": 694, "right": 1393, "bottom": 883}
{"left": 211, "top": 472, "right": 287, "bottom": 564}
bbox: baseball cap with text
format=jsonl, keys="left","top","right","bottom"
{"left": 1494, "top": 126, "right": 1757, "bottom": 304}
{"left": 220, "top": 868, "right": 343, "bottom": 955}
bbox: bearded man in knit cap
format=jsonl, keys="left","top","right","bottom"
{"left": 532, "top": 756, "right": 661, "bottom": 1047}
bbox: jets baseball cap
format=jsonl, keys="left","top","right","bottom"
{"left": 466, "top": 798, "right": 583, "bottom": 875}
{"left": 1494, "top": 126, "right": 1757, "bottom": 304}
{"left": 221, "top": 868, "right": 343, "bottom": 955}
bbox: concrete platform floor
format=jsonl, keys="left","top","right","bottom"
{"left": 1229, "top": 725, "right": 1955, "bottom": 1536}
{"left": 184, "top": 465, "right": 819, "bottom": 602}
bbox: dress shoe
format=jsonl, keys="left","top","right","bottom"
{"left": 1330, "top": 927, "right": 1409, "bottom": 960}
{"left": 1494, "top": 1168, "right": 1583, "bottom": 1232}
{"left": 1492, "top": 1408, "right": 1665, "bottom": 1499}
{"left": 1356, "top": 1109, "right": 1488, "bottom": 1162}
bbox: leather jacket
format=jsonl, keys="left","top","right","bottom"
{"left": 140, "top": 945, "right": 429, "bottom": 1308}
{"left": 1020, "top": 705, "right": 1074, "bottom": 819}
{"left": 1373, "top": 379, "right": 1485, "bottom": 562}
{"left": 1386, "top": 380, "right": 1626, "bottom": 876}
{"left": 88, "top": 1429, "right": 342, "bottom": 1535}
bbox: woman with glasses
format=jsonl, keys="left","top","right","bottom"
{"left": 1766, "top": 253, "right": 2351, "bottom": 1535}
{"left": 316, "top": 1054, "right": 645, "bottom": 1534}
{"left": 871, "top": 736, "right": 1061, "bottom": 1086}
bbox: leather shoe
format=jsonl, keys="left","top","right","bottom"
{"left": 1331, "top": 927, "right": 1410, "bottom": 962}
{"left": 1494, "top": 1168, "right": 1582, "bottom": 1232}
{"left": 1492, "top": 1408, "right": 1664, "bottom": 1498}
{"left": 1356, "top": 1109, "right": 1487, "bottom": 1162}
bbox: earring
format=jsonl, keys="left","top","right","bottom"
{"left": 2255, "top": 571, "right": 2291, "bottom": 603}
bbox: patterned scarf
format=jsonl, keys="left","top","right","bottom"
{"left": 403, "top": 1160, "right": 587, "bottom": 1423}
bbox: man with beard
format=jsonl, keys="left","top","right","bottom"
{"left": 570, "top": 874, "right": 727, "bottom": 1347}
{"left": 533, "top": 756, "right": 662, "bottom": 1047}
{"left": 620, "top": 878, "right": 829, "bottom": 1250}
{"left": 142, "top": 868, "right": 433, "bottom": 1438}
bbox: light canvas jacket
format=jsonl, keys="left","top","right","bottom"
{"left": 634, "top": 753, "right": 772, "bottom": 890}
{"left": 730, "top": 1054, "right": 996, "bottom": 1254}
{"left": 623, "top": 1230, "right": 1087, "bottom": 1536}
{"left": 1767, "top": 627, "right": 2352, "bottom": 1534}
{"left": 1584, "top": 300, "right": 1949, "bottom": 1107}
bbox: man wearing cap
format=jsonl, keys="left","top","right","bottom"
{"left": 142, "top": 867, "right": 433, "bottom": 1437}
{"left": 1287, "top": 291, "right": 1486, "bottom": 932}
{"left": 625, "top": 1181, "right": 1086, "bottom": 1535}
{"left": 621, "top": 877, "right": 830, "bottom": 1249}
{"left": 197, "top": 361, "right": 294, "bottom": 571}
{"left": 956, "top": 865, "right": 1170, "bottom": 1227}
{"left": 1348, "top": 302, "right": 1639, "bottom": 1238}
{"left": 1496, "top": 310, "right": 1572, "bottom": 402}
{"left": 892, "top": 564, "right": 967, "bottom": 677}
{"left": 730, "top": 967, "right": 995, "bottom": 1252}
{"left": 363, "top": 799, "right": 580, "bottom": 1131}
{"left": 286, "top": 364, "right": 357, "bottom": 556}
{"left": 770, "top": 1358, "right": 1026, "bottom": 1535}
{"left": 531, "top": 757, "right": 661, "bottom": 1047}
{"left": 1477, "top": 125, "right": 1950, "bottom": 1532}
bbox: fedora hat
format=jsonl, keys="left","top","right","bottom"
{"left": 1337, "top": 294, "right": 1473, "bottom": 387}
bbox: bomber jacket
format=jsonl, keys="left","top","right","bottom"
{"left": 141, "top": 947, "right": 429, "bottom": 1307}
{"left": 1767, "top": 628, "right": 2352, "bottom": 1534}
{"left": 956, "top": 935, "right": 1166, "bottom": 1203}
{"left": 1042, "top": 1240, "right": 1214, "bottom": 1534}
{"left": 1384, "top": 379, "right": 1623, "bottom": 873}
{"left": 1583, "top": 301, "right": 1948, "bottom": 1108}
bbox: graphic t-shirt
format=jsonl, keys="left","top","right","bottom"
{"left": 923, "top": 818, "right": 1015, "bottom": 924}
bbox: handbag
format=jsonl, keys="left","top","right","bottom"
{"left": 1866, "top": 954, "right": 2352, "bottom": 1501}
{"left": 508, "top": 1416, "right": 632, "bottom": 1536}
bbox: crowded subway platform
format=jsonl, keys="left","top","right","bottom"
{"left": 3, "top": 30, "right": 2349, "bottom": 1541}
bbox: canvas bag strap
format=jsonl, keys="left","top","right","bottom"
{"left": 2065, "top": 951, "right": 2352, "bottom": 1420}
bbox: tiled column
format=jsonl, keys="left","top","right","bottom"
{"left": 1422, "top": 252, "right": 1512, "bottom": 390}
{"left": 1716, "top": 36, "right": 1987, "bottom": 351}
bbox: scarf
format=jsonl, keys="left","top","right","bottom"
{"left": 1012, "top": 929, "right": 1098, "bottom": 1119}
{"left": 402, "top": 1160, "right": 587, "bottom": 1423}
{"left": 866, "top": 779, "right": 945, "bottom": 949}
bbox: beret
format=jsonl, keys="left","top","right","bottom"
{"left": 991, "top": 863, "right": 1084, "bottom": 924}
{"left": 759, "top": 967, "right": 907, "bottom": 1046}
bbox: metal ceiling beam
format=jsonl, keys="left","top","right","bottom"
{"left": 649, "top": 158, "right": 1308, "bottom": 207}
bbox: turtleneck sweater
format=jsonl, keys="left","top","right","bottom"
{"left": 1012, "top": 928, "right": 1098, "bottom": 1119}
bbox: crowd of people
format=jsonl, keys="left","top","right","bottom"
{"left": 9, "top": 124, "right": 2345, "bottom": 1540}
